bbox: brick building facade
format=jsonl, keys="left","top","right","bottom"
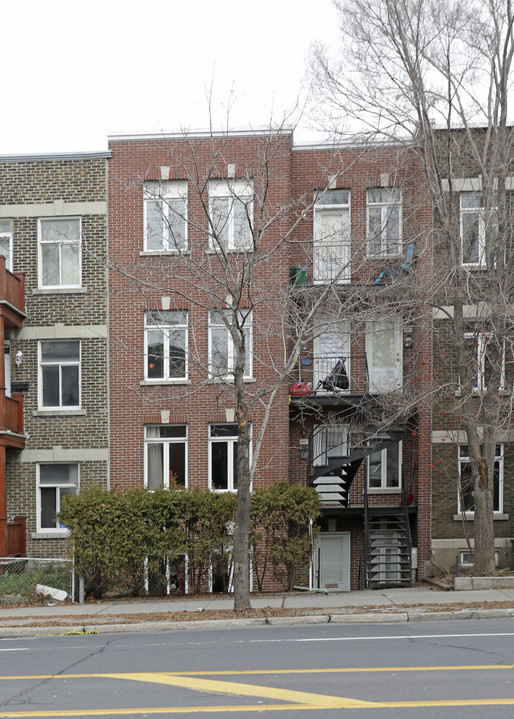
{"left": 0, "top": 152, "right": 110, "bottom": 559}
{"left": 107, "top": 130, "right": 433, "bottom": 591}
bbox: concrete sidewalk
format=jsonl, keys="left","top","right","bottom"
{"left": 1, "top": 585, "right": 514, "bottom": 636}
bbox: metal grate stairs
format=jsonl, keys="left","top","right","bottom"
{"left": 366, "top": 510, "right": 412, "bottom": 588}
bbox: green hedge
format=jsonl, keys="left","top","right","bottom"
{"left": 60, "top": 483, "right": 320, "bottom": 597}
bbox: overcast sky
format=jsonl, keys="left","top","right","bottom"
{"left": 2, "top": 0, "right": 339, "bottom": 156}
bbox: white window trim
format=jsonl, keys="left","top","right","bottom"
{"left": 313, "top": 424, "right": 349, "bottom": 466}
{"left": 144, "top": 311, "right": 188, "bottom": 382}
{"left": 208, "top": 179, "right": 254, "bottom": 251}
{"left": 36, "top": 463, "right": 79, "bottom": 534}
{"left": 144, "top": 425, "right": 188, "bottom": 489}
{"left": 457, "top": 444, "right": 504, "bottom": 515}
{"left": 463, "top": 331, "right": 505, "bottom": 393}
{"left": 143, "top": 181, "right": 188, "bottom": 252}
{"left": 38, "top": 340, "right": 81, "bottom": 411}
{"left": 367, "top": 441, "right": 402, "bottom": 491}
{"left": 366, "top": 189, "right": 402, "bottom": 257}
{"left": 208, "top": 310, "right": 253, "bottom": 380}
{"left": 38, "top": 216, "right": 82, "bottom": 289}
{"left": 460, "top": 193, "right": 497, "bottom": 267}
{"left": 208, "top": 424, "right": 251, "bottom": 492}
{"left": 365, "top": 317, "right": 403, "bottom": 394}
{"left": 0, "top": 220, "right": 13, "bottom": 272}
{"left": 313, "top": 194, "right": 351, "bottom": 284}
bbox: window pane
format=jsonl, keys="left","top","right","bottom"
{"left": 233, "top": 200, "right": 252, "bottom": 248}
{"left": 386, "top": 444, "right": 400, "bottom": 487}
{"left": 460, "top": 463, "right": 474, "bottom": 511}
{"left": 316, "top": 190, "right": 349, "bottom": 205}
{"left": 167, "top": 198, "right": 186, "bottom": 250}
{"left": 210, "top": 424, "right": 238, "bottom": 437}
{"left": 462, "top": 211, "right": 480, "bottom": 263}
{"left": 42, "top": 365, "right": 59, "bottom": 406}
{"left": 367, "top": 206, "right": 382, "bottom": 255}
{"left": 61, "top": 243, "right": 80, "bottom": 285}
{"left": 147, "top": 329, "right": 164, "bottom": 379}
{"left": 61, "top": 365, "right": 79, "bottom": 406}
{"left": 41, "top": 341, "right": 80, "bottom": 362}
{"left": 42, "top": 243, "right": 59, "bottom": 286}
{"left": 169, "top": 442, "right": 186, "bottom": 487}
{"left": 211, "top": 328, "right": 229, "bottom": 375}
{"left": 211, "top": 197, "right": 229, "bottom": 247}
{"left": 233, "top": 442, "right": 238, "bottom": 490}
{"left": 211, "top": 442, "right": 228, "bottom": 489}
{"left": 146, "top": 200, "right": 164, "bottom": 250}
{"left": 385, "top": 206, "right": 400, "bottom": 254}
{"left": 0, "top": 236, "right": 12, "bottom": 271}
{"left": 40, "top": 487, "right": 57, "bottom": 529}
{"left": 147, "top": 443, "right": 163, "bottom": 490}
{"left": 169, "top": 330, "right": 186, "bottom": 378}
{"left": 372, "top": 328, "right": 395, "bottom": 367}
{"left": 40, "top": 464, "right": 77, "bottom": 485}
{"left": 41, "top": 219, "right": 80, "bottom": 243}
{"left": 368, "top": 451, "right": 382, "bottom": 487}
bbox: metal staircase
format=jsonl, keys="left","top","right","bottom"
{"left": 365, "top": 507, "right": 412, "bottom": 588}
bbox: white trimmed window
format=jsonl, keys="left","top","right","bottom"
{"left": 463, "top": 330, "right": 505, "bottom": 392}
{"left": 367, "top": 189, "right": 401, "bottom": 257}
{"left": 367, "top": 442, "right": 402, "bottom": 490}
{"left": 38, "top": 217, "right": 81, "bottom": 288}
{"left": 37, "top": 463, "right": 78, "bottom": 532}
{"left": 208, "top": 310, "right": 252, "bottom": 379}
{"left": 313, "top": 424, "right": 349, "bottom": 466}
{"left": 145, "top": 311, "right": 187, "bottom": 381}
{"left": 313, "top": 319, "right": 350, "bottom": 392}
{"left": 313, "top": 189, "right": 350, "bottom": 284}
{"left": 209, "top": 180, "right": 253, "bottom": 250}
{"left": 209, "top": 424, "right": 250, "bottom": 491}
{"left": 0, "top": 219, "right": 13, "bottom": 271}
{"left": 39, "top": 340, "right": 81, "bottom": 409}
{"left": 458, "top": 444, "right": 503, "bottom": 514}
{"left": 145, "top": 425, "right": 187, "bottom": 489}
{"left": 366, "top": 317, "right": 403, "bottom": 393}
{"left": 460, "top": 193, "right": 497, "bottom": 266}
{"left": 144, "top": 181, "right": 187, "bottom": 251}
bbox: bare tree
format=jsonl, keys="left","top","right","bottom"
{"left": 311, "top": 0, "right": 514, "bottom": 575}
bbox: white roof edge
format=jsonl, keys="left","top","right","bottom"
{"left": 0, "top": 151, "right": 111, "bottom": 163}
{"left": 108, "top": 127, "right": 294, "bottom": 142}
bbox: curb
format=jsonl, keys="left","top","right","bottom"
{"left": 3, "top": 607, "right": 514, "bottom": 637}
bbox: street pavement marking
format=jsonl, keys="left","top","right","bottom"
{"left": 2, "top": 668, "right": 514, "bottom": 716}
{"left": 103, "top": 672, "right": 374, "bottom": 708}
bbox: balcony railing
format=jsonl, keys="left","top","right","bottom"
{"left": 0, "top": 256, "right": 25, "bottom": 320}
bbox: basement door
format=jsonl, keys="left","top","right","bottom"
{"left": 314, "top": 532, "right": 350, "bottom": 591}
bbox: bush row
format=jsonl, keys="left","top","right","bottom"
{"left": 59, "top": 483, "right": 321, "bottom": 597}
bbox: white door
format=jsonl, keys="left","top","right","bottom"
{"left": 366, "top": 318, "right": 402, "bottom": 392}
{"left": 315, "top": 532, "right": 350, "bottom": 591}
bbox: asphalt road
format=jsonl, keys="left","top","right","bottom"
{"left": 2, "top": 618, "right": 514, "bottom": 717}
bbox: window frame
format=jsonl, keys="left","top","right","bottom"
{"left": 463, "top": 330, "right": 505, "bottom": 393}
{"left": 365, "top": 317, "right": 403, "bottom": 393}
{"left": 36, "top": 463, "right": 79, "bottom": 533}
{"left": 313, "top": 319, "right": 351, "bottom": 393}
{"left": 367, "top": 441, "right": 402, "bottom": 491}
{"left": 208, "top": 180, "right": 254, "bottom": 251}
{"left": 38, "top": 340, "right": 81, "bottom": 411}
{"left": 143, "top": 181, "right": 188, "bottom": 252}
{"left": 313, "top": 189, "right": 351, "bottom": 284}
{"left": 366, "top": 188, "right": 402, "bottom": 257}
{"left": 458, "top": 444, "right": 503, "bottom": 515}
{"left": 0, "top": 219, "right": 13, "bottom": 272}
{"left": 313, "top": 424, "right": 349, "bottom": 466}
{"left": 208, "top": 309, "right": 253, "bottom": 380}
{"left": 144, "top": 425, "right": 188, "bottom": 490}
{"left": 144, "top": 310, "right": 188, "bottom": 382}
{"left": 38, "top": 216, "right": 82, "bottom": 289}
{"left": 208, "top": 423, "right": 250, "bottom": 492}
{"left": 460, "top": 192, "right": 497, "bottom": 267}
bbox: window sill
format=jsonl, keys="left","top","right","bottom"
{"left": 205, "top": 247, "right": 253, "bottom": 254}
{"left": 367, "top": 488, "right": 402, "bottom": 494}
{"left": 139, "top": 250, "right": 189, "bottom": 256}
{"left": 33, "top": 287, "right": 86, "bottom": 295}
{"left": 208, "top": 377, "right": 256, "bottom": 384}
{"left": 31, "top": 531, "right": 69, "bottom": 539}
{"left": 140, "top": 379, "right": 191, "bottom": 386}
{"left": 453, "top": 513, "right": 509, "bottom": 521}
{"left": 33, "top": 409, "right": 86, "bottom": 417}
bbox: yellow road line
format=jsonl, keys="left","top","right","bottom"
{"left": 0, "top": 706, "right": 326, "bottom": 717}
{"left": 103, "top": 672, "right": 374, "bottom": 708}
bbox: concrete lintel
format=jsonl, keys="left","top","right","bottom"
{"left": 0, "top": 201, "right": 107, "bottom": 218}
{"left": 18, "top": 325, "right": 107, "bottom": 341}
